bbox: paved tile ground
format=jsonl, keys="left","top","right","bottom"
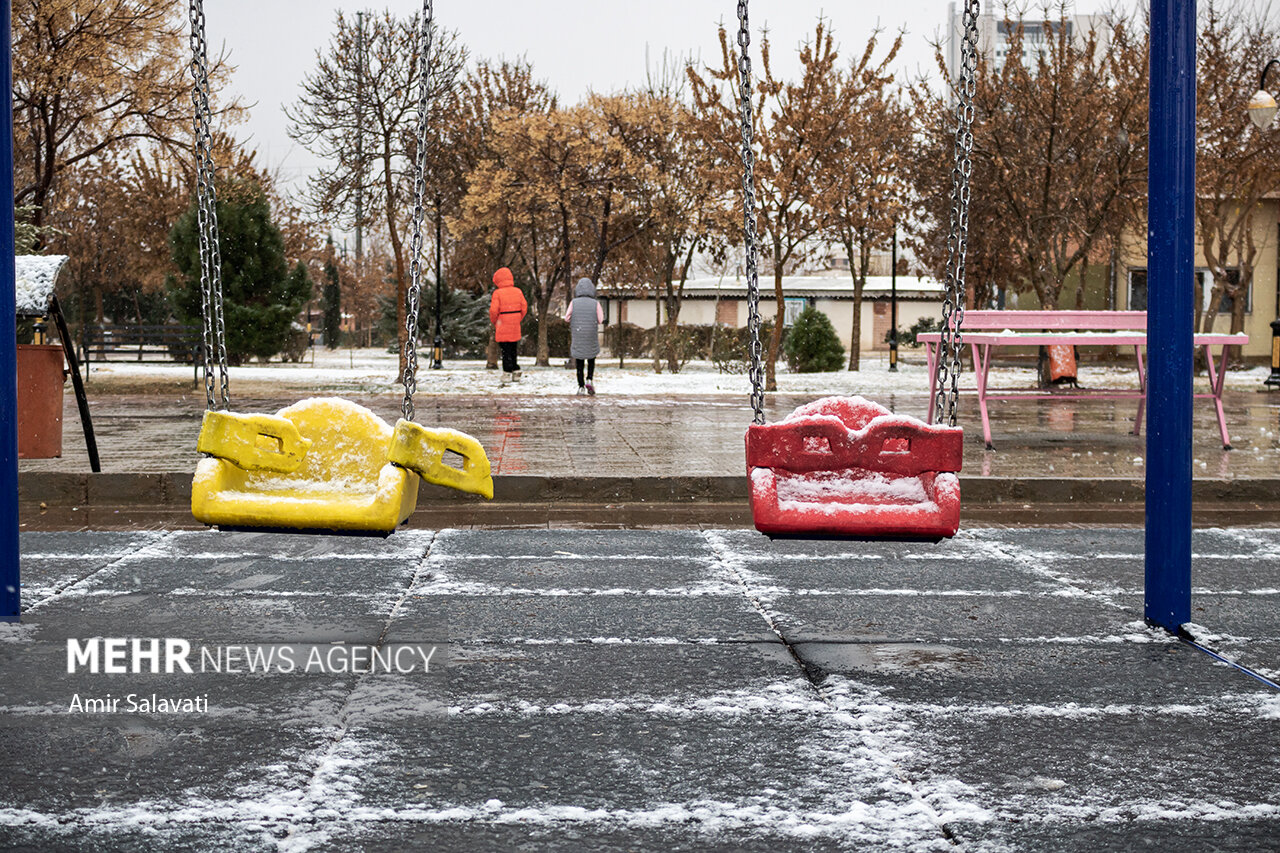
{"left": 2, "top": 528, "right": 1277, "bottom": 851}
{"left": 21, "top": 384, "right": 1280, "bottom": 479}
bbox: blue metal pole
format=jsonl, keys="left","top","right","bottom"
{"left": 1145, "top": 0, "right": 1196, "bottom": 630}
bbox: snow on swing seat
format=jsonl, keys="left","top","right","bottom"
{"left": 746, "top": 396, "right": 963, "bottom": 539}
{"left": 192, "top": 397, "right": 492, "bottom": 533}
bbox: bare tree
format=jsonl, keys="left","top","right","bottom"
{"left": 12, "top": 0, "right": 240, "bottom": 237}
{"left": 1195, "top": 0, "right": 1280, "bottom": 363}
{"left": 912, "top": 4, "right": 1148, "bottom": 312}
{"left": 287, "top": 10, "right": 465, "bottom": 378}
{"left": 820, "top": 29, "right": 910, "bottom": 370}
{"left": 689, "top": 20, "right": 847, "bottom": 391}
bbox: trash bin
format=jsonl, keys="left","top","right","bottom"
{"left": 17, "top": 343, "right": 65, "bottom": 458}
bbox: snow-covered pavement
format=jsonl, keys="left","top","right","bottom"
{"left": 82, "top": 347, "right": 1275, "bottom": 399}
{"left": 2, "top": 528, "right": 1277, "bottom": 851}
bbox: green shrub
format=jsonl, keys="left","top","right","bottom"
{"left": 602, "top": 322, "right": 652, "bottom": 358}
{"left": 898, "top": 316, "right": 941, "bottom": 348}
{"left": 710, "top": 320, "right": 777, "bottom": 374}
{"left": 784, "top": 307, "right": 844, "bottom": 372}
{"left": 518, "top": 313, "right": 570, "bottom": 358}
{"left": 654, "top": 323, "right": 715, "bottom": 372}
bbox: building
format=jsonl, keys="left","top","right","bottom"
{"left": 946, "top": 4, "right": 1110, "bottom": 79}
{"left": 1116, "top": 198, "right": 1279, "bottom": 358}
{"left": 597, "top": 272, "right": 945, "bottom": 356}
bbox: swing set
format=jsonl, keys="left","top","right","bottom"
{"left": 736, "top": 1, "right": 971, "bottom": 539}
{"left": 0, "top": 0, "right": 1204, "bottom": 632}
{"left": 185, "top": 0, "right": 492, "bottom": 533}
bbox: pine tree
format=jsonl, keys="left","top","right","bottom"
{"left": 784, "top": 306, "right": 844, "bottom": 373}
{"left": 168, "top": 179, "right": 311, "bottom": 364}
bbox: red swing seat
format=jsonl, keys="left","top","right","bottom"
{"left": 746, "top": 396, "right": 964, "bottom": 539}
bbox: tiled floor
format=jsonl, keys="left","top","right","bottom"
{"left": 3, "top": 528, "right": 1277, "bottom": 850}
{"left": 23, "top": 382, "right": 1280, "bottom": 479}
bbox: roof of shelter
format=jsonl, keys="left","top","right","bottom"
{"left": 598, "top": 274, "right": 944, "bottom": 299}
{"left": 15, "top": 255, "right": 68, "bottom": 317}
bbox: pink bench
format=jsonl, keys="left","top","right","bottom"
{"left": 917, "top": 310, "right": 1248, "bottom": 450}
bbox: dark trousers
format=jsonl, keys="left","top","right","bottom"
{"left": 575, "top": 358, "right": 595, "bottom": 386}
{"left": 500, "top": 341, "right": 519, "bottom": 373}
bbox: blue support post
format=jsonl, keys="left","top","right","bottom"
{"left": 1145, "top": 0, "right": 1196, "bottom": 630}
{"left": 0, "top": 0, "right": 18, "bottom": 623}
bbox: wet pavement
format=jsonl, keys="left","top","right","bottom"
{"left": 2, "top": 527, "right": 1278, "bottom": 851}
{"left": 21, "top": 380, "right": 1280, "bottom": 480}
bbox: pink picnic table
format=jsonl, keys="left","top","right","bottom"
{"left": 918, "top": 327, "right": 1249, "bottom": 450}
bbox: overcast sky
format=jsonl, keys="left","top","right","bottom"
{"left": 212, "top": 0, "right": 1119, "bottom": 200}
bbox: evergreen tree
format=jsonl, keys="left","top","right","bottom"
{"left": 375, "top": 282, "right": 492, "bottom": 359}
{"left": 322, "top": 237, "right": 342, "bottom": 349}
{"left": 784, "top": 306, "right": 844, "bottom": 373}
{"left": 168, "top": 179, "right": 311, "bottom": 364}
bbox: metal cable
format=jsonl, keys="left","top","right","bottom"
{"left": 402, "top": 0, "right": 434, "bottom": 423}
{"left": 935, "top": 0, "right": 980, "bottom": 427}
{"left": 735, "top": 0, "right": 765, "bottom": 425}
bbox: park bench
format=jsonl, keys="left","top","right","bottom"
{"left": 917, "top": 310, "right": 1248, "bottom": 450}
{"left": 80, "top": 323, "right": 201, "bottom": 371}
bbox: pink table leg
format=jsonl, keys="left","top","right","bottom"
{"left": 925, "top": 342, "right": 938, "bottom": 424}
{"left": 1203, "top": 345, "right": 1231, "bottom": 449}
{"left": 1133, "top": 345, "right": 1146, "bottom": 436}
{"left": 972, "top": 342, "right": 994, "bottom": 449}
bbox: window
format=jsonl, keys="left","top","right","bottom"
{"left": 1127, "top": 269, "right": 1147, "bottom": 310}
{"left": 1127, "top": 268, "right": 1250, "bottom": 315}
{"left": 783, "top": 298, "right": 809, "bottom": 327}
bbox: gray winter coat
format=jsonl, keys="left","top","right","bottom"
{"left": 568, "top": 278, "right": 601, "bottom": 359}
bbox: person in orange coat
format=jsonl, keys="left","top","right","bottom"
{"left": 489, "top": 267, "right": 528, "bottom": 382}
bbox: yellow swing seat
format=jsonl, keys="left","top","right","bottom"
{"left": 191, "top": 397, "right": 493, "bottom": 532}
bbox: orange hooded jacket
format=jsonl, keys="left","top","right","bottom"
{"left": 489, "top": 267, "right": 528, "bottom": 343}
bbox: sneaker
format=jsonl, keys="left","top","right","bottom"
{"left": 512, "top": 370, "right": 522, "bottom": 382}
{"left": 576, "top": 386, "right": 587, "bottom": 396}
{"left": 586, "top": 382, "right": 595, "bottom": 396}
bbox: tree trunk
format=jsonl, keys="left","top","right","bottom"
{"left": 847, "top": 241, "right": 870, "bottom": 371}
{"left": 664, "top": 292, "right": 683, "bottom": 374}
{"left": 651, "top": 289, "right": 662, "bottom": 373}
{"left": 535, "top": 287, "right": 552, "bottom": 366}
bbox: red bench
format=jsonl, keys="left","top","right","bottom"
{"left": 917, "top": 310, "right": 1248, "bottom": 449}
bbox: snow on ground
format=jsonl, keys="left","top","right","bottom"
{"left": 84, "top": 347, "right": 1273, "bottom": 398}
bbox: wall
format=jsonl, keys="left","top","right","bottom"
{"left": 1118, "top": 198, "right": 1277, "bottom": 359}
{"left": 611, "top": 296, "right": 945, "bottom": 356}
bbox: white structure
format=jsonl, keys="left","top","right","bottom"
{"left": 946, "top": 3, "right": 1110, "bottom": 78}
{"left": 598, "top": 273, "right": 945, "bottom": 355}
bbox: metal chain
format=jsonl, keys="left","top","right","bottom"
{"left": 935, "top": 0, "right": 980, "bottom": 427}
{"left": 735, "top": 0, "right": 765, "bottom": 425}
{"left": 188, "top": 0, "right": 229, "bottom": 411}
{"left": 402, "top": 0, "right": 434, "bottom": 423}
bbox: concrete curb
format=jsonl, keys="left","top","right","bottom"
{"left": 18, "top": 472, "right": 1280, "bottom": 507}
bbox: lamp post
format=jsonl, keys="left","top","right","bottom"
{"left": 431, "top": 193, "right": 443, "bottom": 370}
{"left": 889, "top": 226, "right": 898, "bottom": 372}
{"left": 1248, "top": 59, "right": 1280, "bottom": 389}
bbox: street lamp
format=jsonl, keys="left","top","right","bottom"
{"left": 431, "top": 193, "right": 444, "bottom": 370}
{"left": 1247, "top": 59, "right": 1280, "bottom": 388}
{"left": 1248, "top": 59, "right": 1280, "bottom": 129}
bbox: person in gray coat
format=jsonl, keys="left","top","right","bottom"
{"left": 565, "top": 277, "right": 603, "bottom": 396}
